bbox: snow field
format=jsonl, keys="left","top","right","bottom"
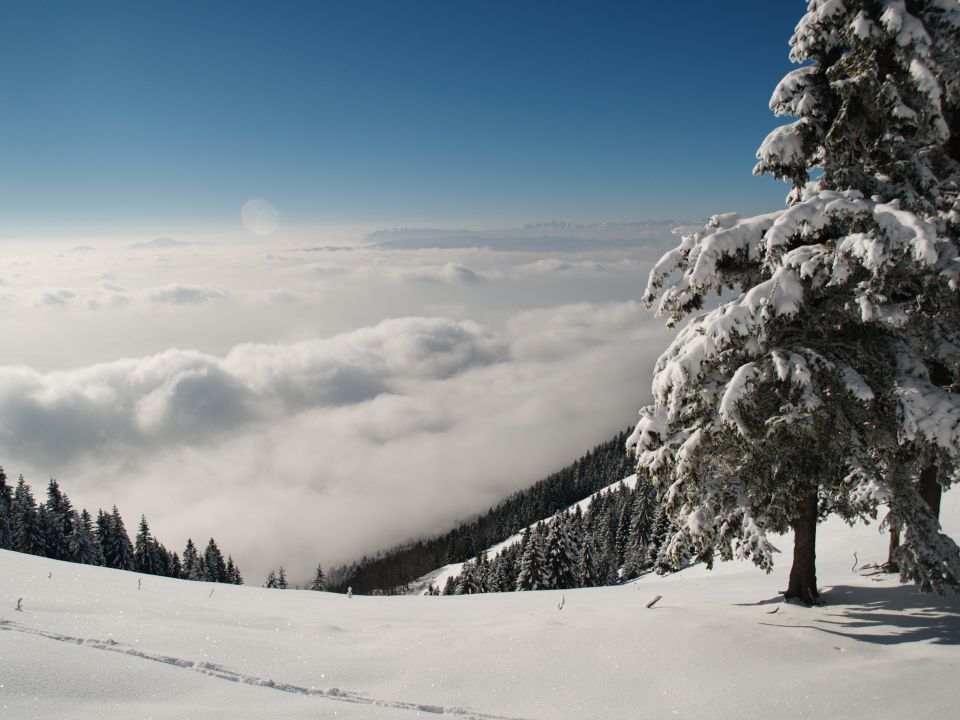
{"left": 1, "top": 489, "right": 958, "bottom": 719}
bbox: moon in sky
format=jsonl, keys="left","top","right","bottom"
{"left": 241, "top": 198, "right": 280, "bottom": 236}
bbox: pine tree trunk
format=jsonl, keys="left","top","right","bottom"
{"left": 885, "top": 524, "right": 899, "bottom": 573}
{"left": 885, "top": 465, "right": 942, "bottom": 571}
{"left": 785, "top": 491, "right": 819, "bottom": 605}
{"left": 918, "top": 466, "right": 942, "bottom": 520}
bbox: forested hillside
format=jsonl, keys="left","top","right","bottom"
{"left": 0, "top": 469, "right": 242, "bottom": 585}
{"left": 327, "top": 430, "right": 635, "bottom": 594}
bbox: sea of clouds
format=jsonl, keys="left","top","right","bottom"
{"left": 0, "top": 222, "right": 682, "bottom": 583}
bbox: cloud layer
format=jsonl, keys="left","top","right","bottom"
{"left": 0, "top": 228, "right": 679, "bottom": 584}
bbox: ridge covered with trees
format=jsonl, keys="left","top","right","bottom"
{"left": 327, "top": 430, "right": 636, "bottom": 594}
{"left": 0, "top": 469, "right": 242, "bottom": 585}
{"left": 438, "top": 474, "right": 678, "bottom": 596}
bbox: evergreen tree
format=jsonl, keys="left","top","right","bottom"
{"left": 515, "top": 526, "right": 547, "bottom": 591}
{"left": 203, "top": 538, "right": 228, "bottom": 583}
{"left": 442, "top": 574, "right": 457, "bottom": 595}
{"left": 182, "top": 539, "right": 202, "bottom": 580}
{"left": 264, "top": 569, "right": 278, "bottom": 589}
{"left": 150, "top": 542, "right": 173, "bottom": 577}
{"left": 630, "top": 0, "right": 960, "bottom": 602}
{"left": 645, "top": 500, "right": 671, "bottom": 569}
{"left": 545, "top": 518, "right": 577, "bottom": 590}
{"left": 622, "top": 484, "right": 656, "bottom": 579}
{"left": 475, "top": 550, "right": 491, "bottom": 591}
{"left": 172, "top": 551, "right": 183, "bottom": 579}
{"left": 276, "top": 565, "right": 288, "bottom": 589}
{"left": 309, "top": 563, "right": 325, "bottom": 591}
{"left": 599, "top": 543, "right": 620, "bottom": 586}
{"left": 0, "top": 467, "right": 12, "bottom": 550}
{"left": 134, "top": 515, "right": 161, "bottom": 575}
{"left": 577, "top": 534, "right": 602, "bottom": 588}
{"left": 652, "top": 521, "right": 683, "bottom": 576}
{"left": 107, "top": 506, "right": 135, "bottom": 571}
{"left": 488, "top": 554, "right": 511, "bottom": 593}
{"left": 12, "top": 476, "right": 45, "bottom": 556}
{"left": 227, "top": 556, "right": 242, "bottom": 585}
{"left": 43, "top": 479, "right": 73, "bottom": 560}
{"left": 95, "top": 509, "right": 111, "bottom": 557}
{"left": 613, "top": 493, "right": 633, "bottom": 566}
{"left": 69, "top": 509, "right": 104, "bottom": 565}
{"left": 454, "top": 559, "right": 484, "bottom": 595}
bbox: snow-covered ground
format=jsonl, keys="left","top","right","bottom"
{"left": 2, "top": 492, "right": 958, "bottom": 720}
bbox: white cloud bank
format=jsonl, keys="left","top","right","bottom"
{"left": 1, "top": 302, "right": 668, "bottom": 583}
{"left": 0, "top": 227, "right": 680, "bottom": 583}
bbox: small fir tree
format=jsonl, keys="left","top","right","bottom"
{"left": 309, "top": 563, "right": 325, "bottom": 591}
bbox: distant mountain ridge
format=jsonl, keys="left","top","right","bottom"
{"left": 363, "top": 220, "right": 687, "bottom": 252}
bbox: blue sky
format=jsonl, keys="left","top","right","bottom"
{"left": 0, "top": 1, "right": 804, "bottom": 234}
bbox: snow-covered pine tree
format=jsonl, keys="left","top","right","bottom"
{"left": 43, "top": 479, "right": 73, "bottom": 561}
{"left": 169, "top": 551, "right": 183, "bottom": 579}
{"left": 577, "top": 533, "right": 602, "bottom": 587}
{"left": 108, "top": 506, "right": 135, "bottom": 571}
{"left": 152, "top": 542, "right": 176, "bottom": 578}
{"left": 613, "top": 492, "right": 633, "bottom": 566}
{"left": 69, "top": 509, "right": 104, "bottom": 565}
{"left": 134, "top": 516, "right": 161, "bottom": 575}
{"left": 277, "top": 565, "right": 288, "bottom": 589}
{"left": 622, "top": 482, "right": 656, "bottom": 579}
{"left": 0, "top": 467, "right": 12, "bottom": 550}
{"left": 488, "top": 554, "right": 511, "bottom": 592}
{"left": 630, "top": 0, "right": 960, "bottom": 602}
{"left": 226, "top": 556, "right": 242, "bottom": 584}
{"left": 545, "top": 516, "right": 577, "bottom": 589}
{"left": 182, "top": 538, "right": 202, "bottom": 580}
{"left": 454, "top": 559, "right": 484, "bottom": 594}
{"left": 12, "top": 476, "right": 45, "bottom": 556}
{"left": 476, "top": 550, "right": 491, "bottom": 591}
{"left": 309, "top": 563, "right": 325, "bottom": 591}
{"left": 204, "top": 538, "right": 228, "bottom": 583}
{"left": 515, "top": 526, "right": 547, "bottom": 591}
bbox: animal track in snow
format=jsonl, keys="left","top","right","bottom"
{"left": 0, "top": 618, "right": 528, "bottom": 720}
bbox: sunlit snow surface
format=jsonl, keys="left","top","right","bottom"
{"left": 2, "top": 491, "right": 958, "bottom": 719}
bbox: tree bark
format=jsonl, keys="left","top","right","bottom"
{"left": 884, "top": 523, "right": 900, "bottom": 573}
{"left": 918, "top": 465, "right": 942, "bottom": 520}
{"left": 785, "top": 490, "right": 820, "bottom": 605}
{"left": 886, "top": 465, "right": 942, "bottom": 570}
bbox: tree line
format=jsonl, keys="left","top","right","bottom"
{"left": 0, "top": 468, "right": 242, "bottom": 584}
{"left": 438, "top": 477, "right": 674, "bottom": 595}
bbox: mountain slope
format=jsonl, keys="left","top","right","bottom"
{"left": 328, "top": 430, "right": 635, "bottom": 594}
{"left": 412, "top": 474, "right": 640, "bottom": 594}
